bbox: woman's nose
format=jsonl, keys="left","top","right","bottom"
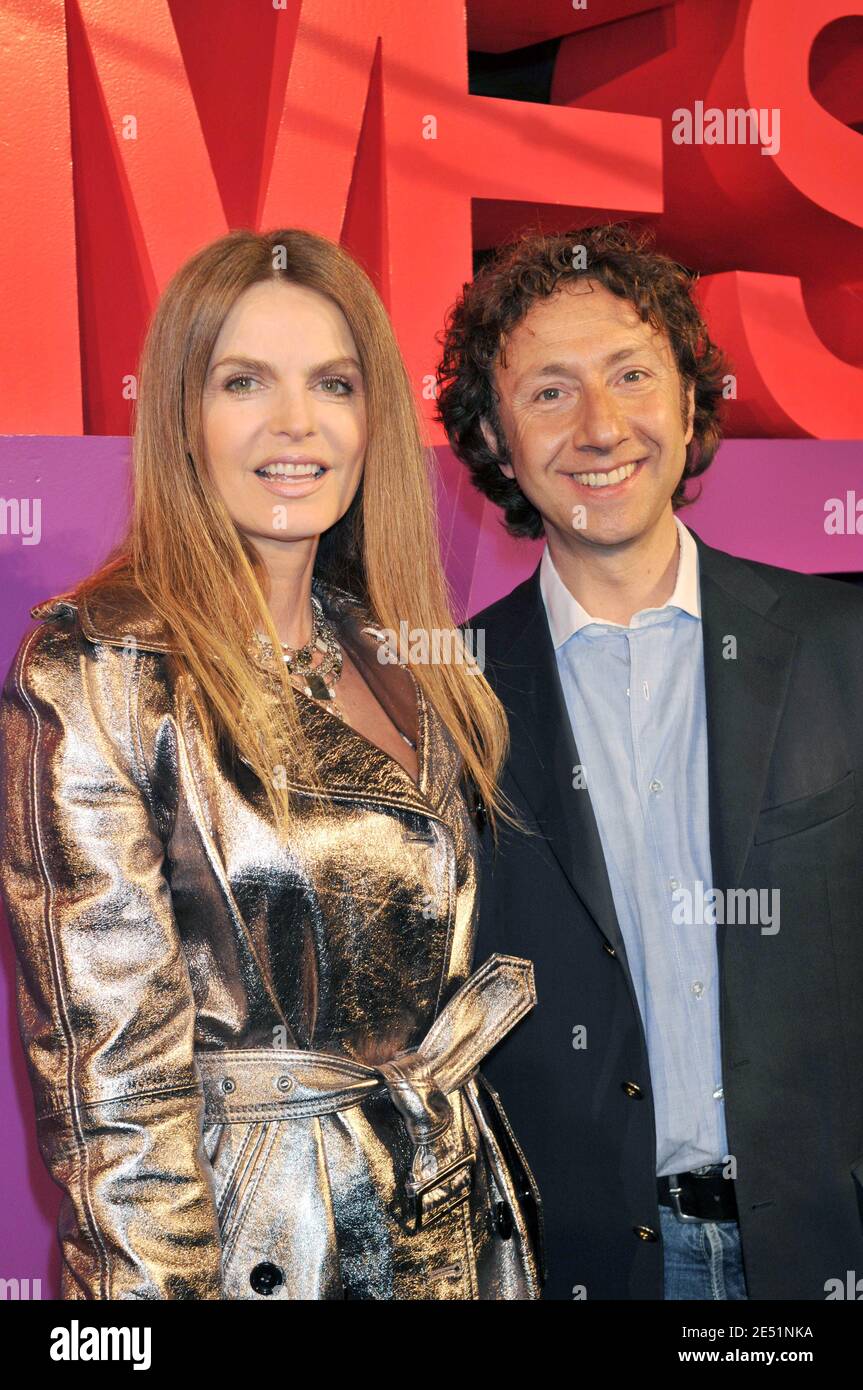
{"left": 269, "top": 386, "right": 316, "bottom": 438}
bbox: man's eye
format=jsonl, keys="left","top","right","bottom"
{"left": 622, "top": 370, "right": 647, "bottom": 383}
{"left": 536, "top": 387, "right": 562, "bottom": 402}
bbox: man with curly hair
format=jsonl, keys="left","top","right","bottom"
{"left": 438, "top": 223, "right": 863, "bottom": 1301}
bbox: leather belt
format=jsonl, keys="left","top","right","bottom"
{"left": 194, "top": 953, "right": 536, "bottom": 1232}
{"left": 658, "top": 1165, "right": 739, "bottom": 1222}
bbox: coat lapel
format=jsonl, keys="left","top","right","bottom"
{"left": 694, "top": 533, "right": 797, "bottom": 889}
{"left": 32, "top": 578, "right": 459, "bottom": 825}
{"left": 473, "top": 562, "right": 627, "bottom": 958}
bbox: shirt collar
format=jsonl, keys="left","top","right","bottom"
{"left": 539, "top": 515, "right": 701, "bottom": 650}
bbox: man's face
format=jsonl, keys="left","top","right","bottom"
{"left": 483, "top": 279, "right": 695, "bottom": 551}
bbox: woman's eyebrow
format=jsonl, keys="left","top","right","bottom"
{"left": 207, "top": 354, "right": 272, "bottom": 378}
{"left": 207, "top": 354, "right": 362, "bottom": 378}
{"left": 308, "top": 355, "right": 362, "bottom": 375}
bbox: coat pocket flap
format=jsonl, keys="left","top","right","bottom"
{"left": 754, "top": 771, "right": 855, "bottom": 845}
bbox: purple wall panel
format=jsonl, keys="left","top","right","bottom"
{"left": 1, "top": 432, "right": 861, "bottom": 1291}
{"left": 439, "top": 440, "right": 863, "bottom": 618}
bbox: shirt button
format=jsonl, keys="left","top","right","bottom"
{"left": 669, "top": 877, "right": 680, "bottom": 891}
{"left": 649, "top": 778, "right": 663, "bottom": 794}
{"left": 713, "top": 1086, "right": 724, "bottom": 1100}
{"left": 691, "top": 981, "right": 704, "bottom": 998}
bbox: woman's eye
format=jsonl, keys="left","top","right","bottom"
{"left": 224, "top": 374, "right": 257, "bottom": 393}
{"left": 222, "top": 373, "right": 356, "bottom": 396}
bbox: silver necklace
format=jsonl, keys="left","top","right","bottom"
{"left": 256, "top": 595, "right": 345, "bottom": 720}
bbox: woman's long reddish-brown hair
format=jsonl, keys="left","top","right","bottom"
{"left": 70, "top": 228, "right": 523, "bottom": 844}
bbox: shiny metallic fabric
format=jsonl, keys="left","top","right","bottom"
{"left": 0, "top": 575, "right": 544, "bottom": 1300}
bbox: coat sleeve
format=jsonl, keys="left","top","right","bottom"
{"left": 0, "top": 618, "right": 223, "bottom": 1299}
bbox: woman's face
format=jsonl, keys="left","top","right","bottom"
{"left": 201, "top": 280, "right": 367, "bottom": 565}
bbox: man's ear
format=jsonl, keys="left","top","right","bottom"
{"left": 480, "top": 416, "right": 515, "bottom": 480}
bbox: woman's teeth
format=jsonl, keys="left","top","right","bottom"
{"left": 571, "top": 461, "right": 638, "bottom": 488}
{"left": 256, "top": 463, "right": 324, "bottom": 478}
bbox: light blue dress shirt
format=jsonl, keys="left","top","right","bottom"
{"left": 539, "top": 517, "right": 728, "bottom": 1178}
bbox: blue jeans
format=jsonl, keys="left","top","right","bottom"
{"left": 660, "top": 1204, "right": 750, "bottom": 1299}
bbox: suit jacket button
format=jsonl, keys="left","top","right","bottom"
{"left": 634, "top": 1226, "right": 658, "bottom": 1242}
{"left": 250, "top": 1262, "right": 284, "bottom": 1295}
{"left": 495, "top": 1201, "right": 514, "bottom": 1239}
{"left": 622, "top": 1080, "right": 644, "bottom": 1098}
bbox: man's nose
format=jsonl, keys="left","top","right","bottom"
{"left": 572, "top": 384, "right": 629, "bottom": 454}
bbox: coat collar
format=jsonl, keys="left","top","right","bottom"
{"left": 30, "top": 577, "right": 462, "bottom": 824}
{"left": 32, "top": 574, "right": 362, "bottom": 660}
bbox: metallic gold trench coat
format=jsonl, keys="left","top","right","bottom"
{"left": 0, "top": 575, "right": 544, "bottom": 1300}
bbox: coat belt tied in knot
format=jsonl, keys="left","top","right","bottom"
{"left": 375, "top": 1051, "right": 475, "bottom": 1230}
{"left": 195, "top": 954, "right": 536, "bottom": 1232}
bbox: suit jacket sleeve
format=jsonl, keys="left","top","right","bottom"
{"left": 0, "top": 618, "right": 222, "bottom": 1299}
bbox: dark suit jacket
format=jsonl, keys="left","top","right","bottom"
{"left": 465, "top": 529, "right": 863, "bottom": 1300}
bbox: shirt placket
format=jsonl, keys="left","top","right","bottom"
{"left": 629, "top": 618, "right": 717, "bottom": 1162}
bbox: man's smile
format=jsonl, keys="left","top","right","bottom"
{"left": 560, "top": 457, "right": 648, "bottom": 496}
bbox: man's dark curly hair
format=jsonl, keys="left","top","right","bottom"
{"left": 435, "top": 222, "right": 730, "bottom": 540}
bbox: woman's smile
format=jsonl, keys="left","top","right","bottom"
{"left": 253, "top": 460, "right": 330, "bottom": 498}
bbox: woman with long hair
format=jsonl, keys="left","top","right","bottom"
{"left": 0, "top": 228, "right": 544, "bottom": 1300}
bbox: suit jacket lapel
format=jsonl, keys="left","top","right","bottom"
{"left": 474, "top": 562, "right": 628, "bottom": 958}
{"left": 694, "top": 533, "right": 798, "bottom": 889}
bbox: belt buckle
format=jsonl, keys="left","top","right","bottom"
{"left": 405, "top": 1151, "right": 475, "bottom": 1232}
{"left": 666, "top": 1172, "right": 703, "bottom": 1223}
